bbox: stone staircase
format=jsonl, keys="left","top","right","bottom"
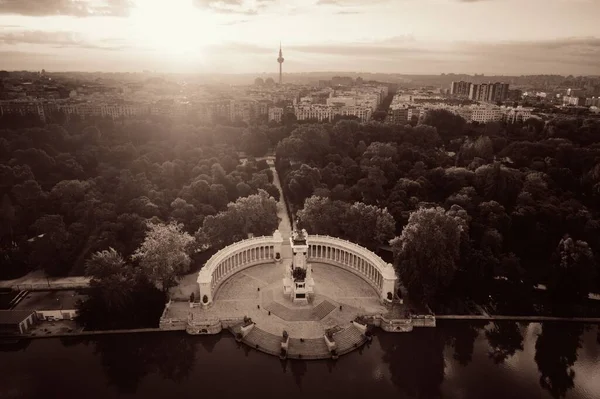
{"left": 240, "top": 326, "right": 282, "bottom": 356}
{"left": 333, "top": 324, "right": 367, "bottom": 355}
{"left": 229, "top": 322, "right": 368, "bottom": 359}
{"left": 288, "top": 337, "right": 330, "bottom": 359}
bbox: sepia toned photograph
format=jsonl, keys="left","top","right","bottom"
{"left": 1, "top": 1, "right": 600, "bottom": 398}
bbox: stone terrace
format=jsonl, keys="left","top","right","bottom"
{"left": 164, "top": 262, "right": 387, "bottom": 339}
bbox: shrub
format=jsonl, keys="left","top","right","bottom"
{"left": 387, "top": 292, "right": 393, "bottom": 301}
{"left": 202, "top": 294, "right": 208, "bottom": 303}
{"left": 190, "top": 293, "right": 195, "bottom": 302}
{"left": 282, "top": 330, "right": 288, "bottom": 340}
{"left": 275, "top": 252, "right": 281, "bottom": 260}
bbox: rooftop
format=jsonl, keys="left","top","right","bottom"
{"left": 0, "top": 310, "right": 35, "bottom": 325}
{"left": 12, "top": 290, "right": 86, "bottom": 311}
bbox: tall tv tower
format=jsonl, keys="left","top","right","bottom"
{"left": 277, "top": 43, "right": 284, "bottom": 85}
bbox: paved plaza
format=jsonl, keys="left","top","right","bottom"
{"left": 164, "top": 162, "right": 388, "bottom": 340}
{"left": 166, "top": 261, "right": 387, "bottom": 339}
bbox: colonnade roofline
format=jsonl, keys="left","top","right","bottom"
{"left": 198, "top": 234, "right": 282, "bottom": 283}
{"left": 308, "top": 235, "right": 396, "bottom": 279}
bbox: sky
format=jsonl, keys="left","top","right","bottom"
{"left": 0, "top": 0, "right": 599, "bottom": 75}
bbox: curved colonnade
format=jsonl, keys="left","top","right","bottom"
{"left": 197, "top": 232, "right": 283, "bottom": 306}
{"left": 307, "top": 235, "right": 397, "bottom": 302}
{"left": 197, "top": 231, "right": 397, "bottom": 306}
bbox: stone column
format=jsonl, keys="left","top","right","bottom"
{"left": 273, "top": 230, "right": 283, "bottom": 259}
{"left": 380, "top": 263, "right": 397, "bottom": 302}
{"left": 197, "top": 269, "right": 214, "bottom": 307}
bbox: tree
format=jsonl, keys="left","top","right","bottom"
{"left": 535, "top": 322, "right": 583, "bottom": 399}
{"left": 372, "top": 110, "right": 388, "bottom": 122}
{"left": 131, "top": 221, "right": 195, "bottom": 291}
{"left": 390, "top": 207, "right": 466, "bottom": 304}
{"left": 85, "top": 248, "right": 135, "bottom": 312}
{"left": 78, "top": 248, "right": 166, "bottom": 331}
{"left": 345, "top": 202, "right": 395, "bottom": 249}
{"left": 421, "top": 109, "right": 466, "bottom": 142}
{"left": 12, "top": 179, "right": 46, "bottom": 216}
{"left": 197, "top": 189, "right": 279, "bottom": 249}
{"left": 286, "top": 164, "right": 322, "bottom": 207}
{"left": 486, "top": 322, "right": 524, "bottom": 364}
{"left": 241, "top": 129, "right": 270, "bottom": 157}
{"left": 297, "top": 196, "right": 349, "bottom": 238}
{"left": 474, "top": 163, "right": 523, "bottom": 208}
{"left": 0, "top": 194, "right": 16, "bottom": 241}
{"left": 547, "top": 235, "right": 596, "bottom": 306}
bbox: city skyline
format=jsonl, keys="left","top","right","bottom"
{"left": 0, "top": 0, "right": 599, "bottom": 75}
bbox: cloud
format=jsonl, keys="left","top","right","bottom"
{"left": 454, "top": 37, "right": 600, "bottom": 66}
{"left": 0, "top": 30, "right": 128, "bottom": 50}
{"left": 0, "top": 0, "right": 134, "bottom": 17}
{"left": 205, "top": 41, "right": 272, "bottom": 54}
{"left": 194, "top": 0, "right": 274, "bottom": 15}
{"left": 290, "top": 43, "right": 440, "bottom": 57}
{"left": 285, "top": 36, "right": 600, "bottom": 74}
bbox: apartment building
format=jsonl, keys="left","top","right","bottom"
{"left": 268, "top": 107, "right": 284, "bottom": 122}
{"left": 469, "top": 82, "right": 509, "bottom": 103}
{"left": 294, "top": 104, "right": 333, "bottom": 122}
{"left": 387, "top": 108, "right": 409, "bottom": 124}
{"left": 450, "top": 81, "right": 472, "bottom": 97}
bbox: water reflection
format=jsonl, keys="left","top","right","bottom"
{"left": 290, "top": 359, "right": 307, "bottom": 388}
{"left": 91, "top": 332, "right": 198, "bottom": 394}
{"left": 380, "top": 327, "right": 446, "bottom": 398}
{"left": 534, "top": 322, "right": 584, "bottom": 399}
{"left": 444, "top": 321, "right": 487, "bottom": 366}
{"left": 1, "top": 323, "right": 599, "bottom": 399}
{"left": 485, "top": 321, "right": 524, "bottom": 364}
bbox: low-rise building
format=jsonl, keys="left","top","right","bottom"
{"left": 12, "top": 290, "right": 86, "bottom": 321}
{"left": 0, "top": 310, "right": 36, "bottom": 336}
{"left": 563, "top": 96, "right": 585, "bottom": 106}
{"left": 269, "top": 107, "right": 284, "bottom": 122}
{"left": 503, "top": 106, "right": 534, "bottom": 123}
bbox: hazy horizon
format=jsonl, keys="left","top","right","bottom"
{"left": 1, "top": 0, "right": 599, "bottom": 75}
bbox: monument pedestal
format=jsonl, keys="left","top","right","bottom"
{"left": 283, "top": 228, "right": 315, "bottom": 305}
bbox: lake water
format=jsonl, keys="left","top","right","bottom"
{"left": 1, "top": 321, "right": 599, "bottom": 399}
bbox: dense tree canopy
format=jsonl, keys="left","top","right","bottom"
{"left": 0, "top": 119, "right": 283, "bottom": 279}
{"left": 78, "top": 247, "right": 166, "bottom": 330}
{"left": 196, "top": 189, "right": 279, "bottom": 249}
{"left": 276, "top": 115, "right": 600, "bottom": 308}
{"left": 390, "top": 207, "right": 467, "bottom": 304}
{"left": 297, "top": 196, "right": 395, "bottom": 249}
{"left": 131, "top": 221, "right": 195, "bottom": 291}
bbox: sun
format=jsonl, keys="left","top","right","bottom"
{"left": 128, "top": 1, "right": 217, "bottom": 61}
